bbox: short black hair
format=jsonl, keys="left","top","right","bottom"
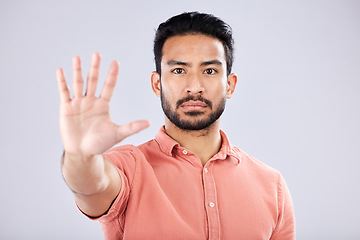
{"left": 154, "top": 12, "right": 234, "bottom": 76}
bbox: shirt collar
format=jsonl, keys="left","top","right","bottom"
{"left": 155, "top": 126, "right": 180, "bottom": 156}
{"left": 214, "top": 129, "right": 241, "bottom": 164}
{"left": 155, "top": 126, "right": 241, "bottom": 165}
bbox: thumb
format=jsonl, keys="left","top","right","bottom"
{"left": 116, "top": 120, "right": 150, "bottom": 142}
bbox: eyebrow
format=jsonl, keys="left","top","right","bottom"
{"left": 200, "top": 60, "right": 223, "bottom": 66}
{"left": 167, "top": 60, "right": 191, "bottom": 66}
{"left": 166, "top": 59, "right": 222, "bottom": 67}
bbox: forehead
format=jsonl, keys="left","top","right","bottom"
{"left": 161, "top": 34, "right": 226, "bottom": 65}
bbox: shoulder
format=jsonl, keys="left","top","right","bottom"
{"left": 105, "top": 144, "right": 139, "bottom": 161}
{"left": 103, "top": 144, "right": 144, "bottom": 172}
{"left": 220, "top": 130, "right": 278, "bottom": 177}
{"left": 104, "top": 139, "right": 159, "bottom": 165}
{"left": 231, "top": 146, "right": 281, "bottom": 182}
{"left": 105, "top": 139, "right": 158, "bottom": 156}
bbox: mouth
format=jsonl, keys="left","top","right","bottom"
{"left": 176, "top": 96, "right": 213, "bottom": 111}
{"left": 180, "top": 100, "right": 208, "bottom": 111}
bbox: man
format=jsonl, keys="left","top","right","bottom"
{"left": 57, "top": 12, "right": 295, "bottom": 239}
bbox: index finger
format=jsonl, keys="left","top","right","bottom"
{"left": 100, "top": 60, "right": 119, "bottom": 101}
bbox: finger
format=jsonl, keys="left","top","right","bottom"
{"left": 72, "top": 56, "right": 84, "bottom": 98}
{"left": 116, "top": 120, "right": 150, "bottom": 142}
{"left": 56, "top": 68, "right": 70, "bottom": 103}
{"left": 100, "top": 60, "right": 119, "bottom": 101}
{"left": 86, "top": 52, "right": 101, "bottom": 97}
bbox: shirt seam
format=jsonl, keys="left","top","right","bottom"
{"left": 128, "top": 147, "right": 139, "bottom": 191}
{"left": 276, "top": 171, "right": 282, "bottom": 228}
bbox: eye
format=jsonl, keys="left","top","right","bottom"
{"left": 172, "top": 68, "right": 185, "bottom": 74}
{"left": 204, "top": 68, "right": 217, "bottom": 75}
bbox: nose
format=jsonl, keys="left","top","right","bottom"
{"left": 186, "top": 73, "right": 204, "bottom": 94}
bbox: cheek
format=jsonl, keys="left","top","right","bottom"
{"left": 208, "top": 82, "right": 227, "bottom": 96}
{"left": 161, "top": 79, "right": 185, "bottom": 97}
{"left": 160, "top": 84, "right": 177, "bottom": 105}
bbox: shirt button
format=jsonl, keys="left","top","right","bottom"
{"left": 204, "top": 168, "right": 208, "bottom": 173}
{"left": 209, "top": 202, "right": 215, "bottom": 207}
{"left": 182, "top": 150, "right": 188, "bottom": 155}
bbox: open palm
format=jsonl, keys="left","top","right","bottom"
{"left": 57, "top": 53, "right": 149, "bottom": 156}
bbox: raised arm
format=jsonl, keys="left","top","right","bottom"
{"left": 56, "top": 52, "right": 149, "bottom": 217}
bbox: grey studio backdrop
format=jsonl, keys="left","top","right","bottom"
{"left": 0, "top": 0, "right": 359, "bottom": 239}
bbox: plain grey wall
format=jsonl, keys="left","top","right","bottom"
{"left": 1, "top": 0, "right": 359, "bottom": 239}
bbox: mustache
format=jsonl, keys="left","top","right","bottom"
{"left": 176, "top": 96, "right": 213, "bottom": 109}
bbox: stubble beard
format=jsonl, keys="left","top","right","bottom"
{"left": 160, "top": 88, "right": 226, "bottom": 131}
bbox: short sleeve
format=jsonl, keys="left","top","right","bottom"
{"left": 270, "top": 174, "right": 296, "bottom": 240}
{"left": 97, "top": 145, "right": 139, "bottom": 239}
{"left": 98, "top": 167, "right": 130, "bottom": 222}
{"left": 97, "top": 145, "right": 139, "bottom": 222}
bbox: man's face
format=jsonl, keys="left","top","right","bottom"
{"left": 153, "top": 34, "right": 235, "bottom": 131}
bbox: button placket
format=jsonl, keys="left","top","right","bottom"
{"left": 202, "top": 162, "right": 220, "bottom": 240}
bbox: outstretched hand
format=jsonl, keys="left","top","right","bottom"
{"left": 56, "top": 52, "right": 149, "bottom": 156}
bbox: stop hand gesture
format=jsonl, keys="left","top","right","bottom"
{"left": 56, "top": 53, "right": 149, "bottom": 216}
{"left": 56, "top": 52, "right": 149, "bottom": 156}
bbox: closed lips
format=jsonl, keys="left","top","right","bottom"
{"left": 181, "top": 101, "right": 207, "bottom": 109}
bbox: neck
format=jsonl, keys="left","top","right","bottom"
{"left": 164, "top": 118, "right": 222, "bottom": 166}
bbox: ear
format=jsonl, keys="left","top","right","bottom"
{"left": 151, "top": 71, "right": 161, "bottom": 97}
{"left": 226, "top": 73, "right": 238, "bottom": 99}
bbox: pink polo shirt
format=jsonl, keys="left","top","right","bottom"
{"left": 96, "top": 127, "right": 295, "bottom": 239}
